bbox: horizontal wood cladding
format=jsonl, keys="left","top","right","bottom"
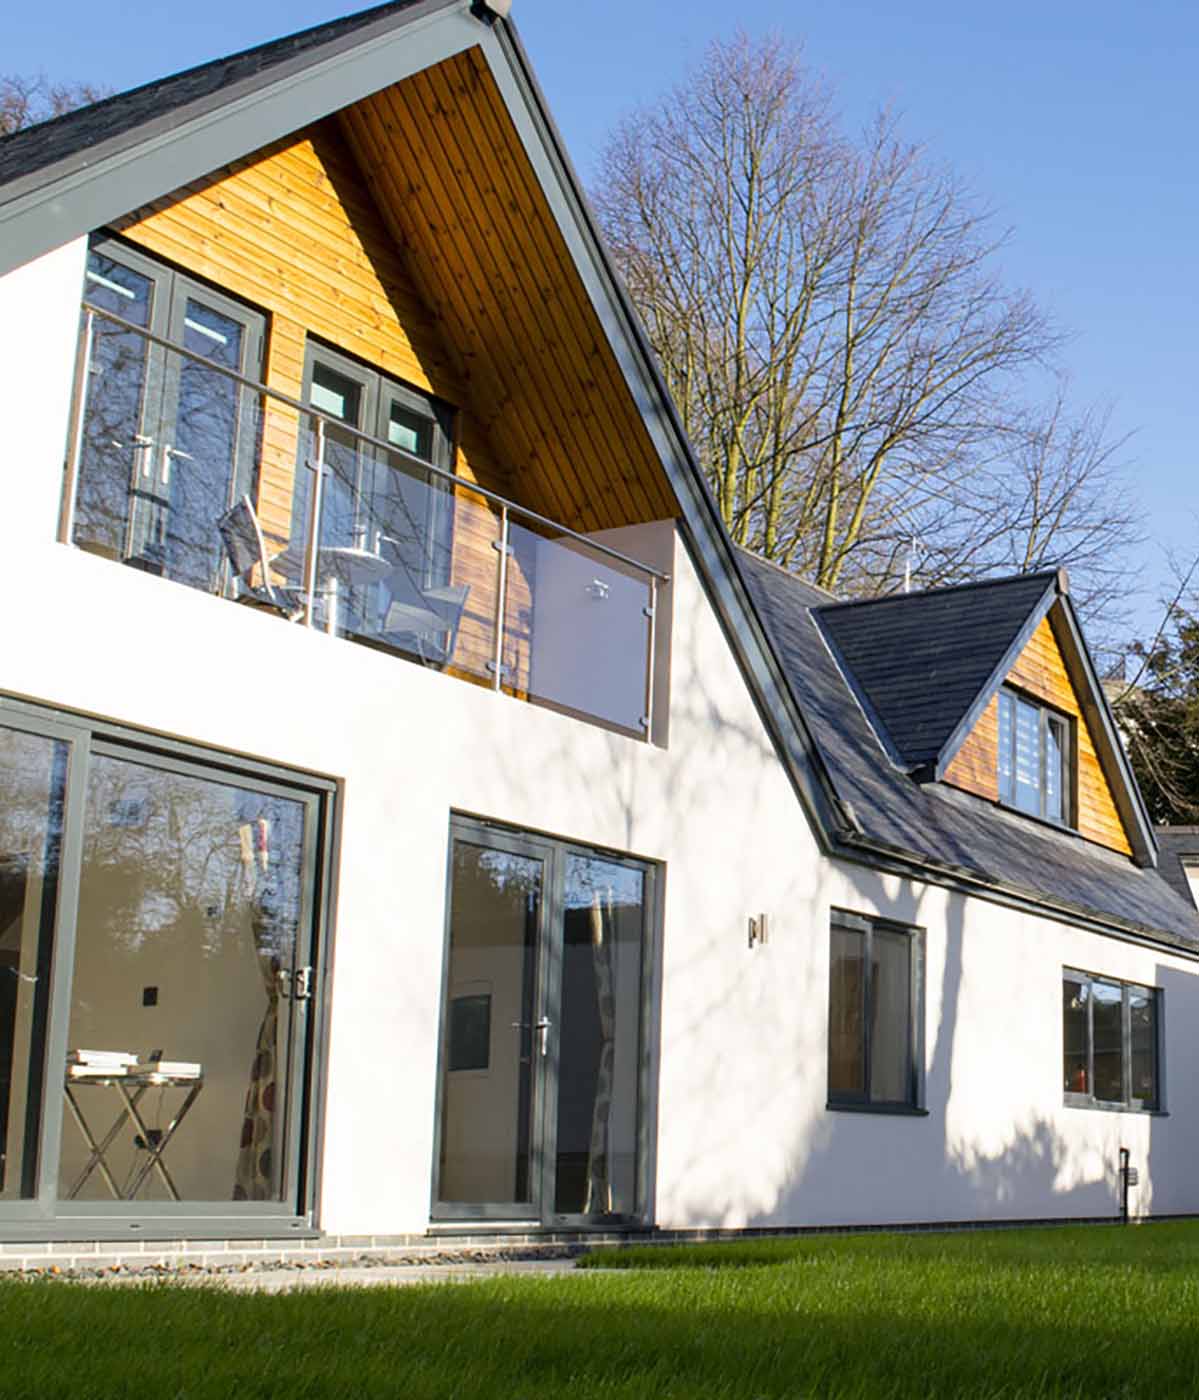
{"left": 943, "top": 694, "right": 1001, "bottom": 803}
{"left": 943, "top": 616, "right": 1132, "bottom": 856}
{"left": 113, "top": 120, "right": 519, "bottom": 545}
{"left": 338, "top": 49, "right": 678, "bottom": 534}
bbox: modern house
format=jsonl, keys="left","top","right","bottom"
{"left": 0, "top": 0, "right": 1197, "bottom": 1257}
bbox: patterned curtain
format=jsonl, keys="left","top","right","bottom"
{"left": 583, "top": 887, "right": 616, "bottom": 1216}
{"left": 233, "top": 818, "right": 281, "bottom": 1202}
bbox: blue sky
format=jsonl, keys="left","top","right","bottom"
{"left": 7, "top": 0, "right": 1195, "bottom": 638}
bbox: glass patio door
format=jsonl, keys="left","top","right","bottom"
{"left": 0, "top": 702, "right": 329, "bottom": 1231}
{"left": 434, "top": 822, "right": 651, "bottom": 1226}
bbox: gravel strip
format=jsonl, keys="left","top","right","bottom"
{"left": 7, "top": 1244, "right": 588, "bottom": 1285}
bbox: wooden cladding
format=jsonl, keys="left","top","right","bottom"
{"left": 944, "top": 616, "right": 1132, "bottom": 857}
{"left": 110, "top": 63, "right": 679, "bottom": 691}
{"left": 338, "top": 48, "right": 678, "bottom": 534}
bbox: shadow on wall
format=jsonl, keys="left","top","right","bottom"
{"left": 666, "top": 860, "right": 1155, "bottom": 1230}
{"left": 1141, "top": 963, "right": 1199, "bottom": 1221}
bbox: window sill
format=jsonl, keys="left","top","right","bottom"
{"left": 826, "top": 1101, "right": 928, "bottom": 1117}
{"left": 1063, "top": 1098, "right": 1167, "bottom": 1116}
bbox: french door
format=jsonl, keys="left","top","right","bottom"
{"left": 73, "top": 238, "right": 264, "bottom": 589}
{"left": 433, "top": 819, "right": 654, "bottom": 1226}
{"left": 0, "top": 700, "right": 329, "bottom": 1234}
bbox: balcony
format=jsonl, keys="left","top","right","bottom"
{"left": 59, "top": 302, "right": 667, "bottom": 738}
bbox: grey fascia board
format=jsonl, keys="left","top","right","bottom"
{"left": 1052, "top": 595, "right": 1157, "bottom": 867}
{"left": 0, "top": 0, "right": 477, "bottom": 279}
{"left": 830, "top": 831, "right": 1199, "bottom": 959}
{"left": 478, "top": 20, "right": 849, "bottom": 849}
{"left": 932, "top": 579, "right": 1058, "bottom": 782}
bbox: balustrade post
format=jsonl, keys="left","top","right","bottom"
{"left": 491, "top": 504, "right": 510, "bottom": 692}
{"left": 303, "top": 417, "right": 326, "bottom": 630}
{"left": 642, "top": 575, "right": 658, "bottom": 740}
{"left": 58, "top": 307, "right": 94, "bottom": 545}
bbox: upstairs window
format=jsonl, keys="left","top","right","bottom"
{"left": 998, "top": 688, "right": 1071, "bottom": 823}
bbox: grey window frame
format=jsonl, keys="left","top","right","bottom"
{"left": 826, "top": 910, "right": 926, "bottom": 1116}
{"left": 0, "top": 691, "right": 337, "bottom": 1242}
{"left": 430, "top": 814, "right": 660, "bottom": 1229}
{"left": 998, "top": 685, "right": 1074, "bottom": 826}
{"left": 1062, "top": 967, "right": 1162, "bottom": 1113}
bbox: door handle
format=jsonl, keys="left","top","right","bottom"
{"left": 161, "top": 444, "right": 194, "bottom": 485}
{"left": 512, "top": 1018, "right": 552, "bottom": 1056}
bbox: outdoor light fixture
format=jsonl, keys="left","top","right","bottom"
{"left": 748, "top": 914, "right": 769, "bottom": 948}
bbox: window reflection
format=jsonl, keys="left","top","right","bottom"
{"left": 60, "top": 755, "right": 306, "bottom": 1204}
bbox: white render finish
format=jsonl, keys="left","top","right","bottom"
{"left": 2, "top": 249, "right": 1198, "bottom": 1237}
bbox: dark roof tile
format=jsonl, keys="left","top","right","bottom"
{"left": 814, "top": 571, "right": 1057, "bottom": 768}
{"left": 738, "top": 551, "right": 1199, "bottom": 946}
{"left": 0, "top": 0, "right": 428, "bottom": 188}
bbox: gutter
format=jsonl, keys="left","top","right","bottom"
{"left": 830, "top": 827, "right": 1199, "bottom": 960}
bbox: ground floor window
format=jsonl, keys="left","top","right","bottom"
{"left": 827, "top": 910, "right": 924, "bottom": 1112}
{"left": 434, "top": 817, "right": 655, "bottom": 1225}
{"left": 1063, "top": 970, "right": 1159, "bottom": 1111}
{"left": 0, "top": 697, "right": 331, "bottom": 1231}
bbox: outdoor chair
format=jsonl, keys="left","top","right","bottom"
{"left": 218, "top": 495, "right": 308, "bottom": 621}
{"left": 377, "top": 565, "right": 470, "bottom": 669}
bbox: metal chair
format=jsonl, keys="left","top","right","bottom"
{"left": 378, "top": 567, "right": 470, "bottom": 668}
{"left": 217, "top": 495, "right": 307, "bottom": 620}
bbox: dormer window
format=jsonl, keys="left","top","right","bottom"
{"left": 998, "top": 688, "right": 1071, "bottom": 824}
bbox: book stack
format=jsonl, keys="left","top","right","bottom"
{"left": 67, "top": 1049, "right": 138, "bottom": 1079}
{"left": 138, "top": 1060, "right": 202, "bottom": 1081}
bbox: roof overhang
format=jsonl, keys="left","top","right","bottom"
{"left": 0, "top": 0, "right": 477, "bottom": 278}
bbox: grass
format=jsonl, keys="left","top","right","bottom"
{"left": 7, "top": 1223, "right": 1199, "bottom": 1398}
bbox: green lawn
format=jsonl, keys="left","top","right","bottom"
{"left": 7, "top": 1223, "right": 1199, "bottom": 1398}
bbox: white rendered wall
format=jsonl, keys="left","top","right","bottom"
{"left": 2, "top": 249, "right": 1198, "bottom": 1235}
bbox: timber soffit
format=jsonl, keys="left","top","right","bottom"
{"left": 0, "top": 2, "right": 850, "bottom": 847}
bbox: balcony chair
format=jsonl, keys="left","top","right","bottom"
{"left": 218, "top": 495, "right": 308, "bottom": 621}
{"left": 377, "top": 562, "right": 470, "bottom": 669}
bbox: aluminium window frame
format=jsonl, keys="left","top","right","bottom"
{"left": 997, "top": 685, "right": 1075, "bottom": 827}
{"left": 1062, "top": 967, "right": 1162, "bottom": 1114}
{"left": 826, "top": 909, "right": 926, "bottom": 1116}
{"left": 0, "top": 690, "right": 338, "bottom": 1243}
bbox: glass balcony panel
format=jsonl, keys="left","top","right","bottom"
{"left": 283, "top": 427, "right": 498, "bottom": 682}
{"left": 503, "top": 518, "right": 652, "bottom": 736}
{"left": 65, "top": 307, "right": 663, "bottom": 737}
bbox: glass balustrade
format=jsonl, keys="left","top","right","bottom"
{"left": 61, "top": 304, "right": 664, "bottom": 738}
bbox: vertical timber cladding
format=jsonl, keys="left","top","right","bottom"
{"left": 110, "top": 119, "right": 530, "bottom": 683}
{"left": 943, "top": 617, "right": 1133, "bottom": 856}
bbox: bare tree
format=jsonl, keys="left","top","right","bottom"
{"left": 593, "top": 33, "right": 1137, "bottom": 614}
{"left": 0, "top": 73, "right": 109, "bottom": 136}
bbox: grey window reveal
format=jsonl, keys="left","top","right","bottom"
{"left": 827, "top": 911, "right": 923, "bottom": 1112}
{"left": 997, "top": 688, "right": 1072, "bottom": 824}
{"left": 1062, "top": 969, "right": 1160, "bottom": 1111}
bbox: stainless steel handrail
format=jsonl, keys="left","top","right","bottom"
{"left": 73, "top": 301, "right": 671, "bottom": 584}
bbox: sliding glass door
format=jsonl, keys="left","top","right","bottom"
{"left": 434, "top": 819, "right": 653, "bottom": 1226}
{"left": 0, "top": 701, "right": 329, "bottom": 1232}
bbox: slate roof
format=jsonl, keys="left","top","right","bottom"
{"left": 1157, "top": 828, "right": 1199, "bottom": 910}
{"left": 738, "top": 551, "right": 1199, "bottom": 947}
{"left": 0, "top": 0, "right": 429, "bottom": 188}
{"left": 815, "top": 572, "right": 1057, "bottom": 770}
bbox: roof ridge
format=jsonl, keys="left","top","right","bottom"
{"left": 814, "top": 567, "right": 1062, "bottom": 614}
